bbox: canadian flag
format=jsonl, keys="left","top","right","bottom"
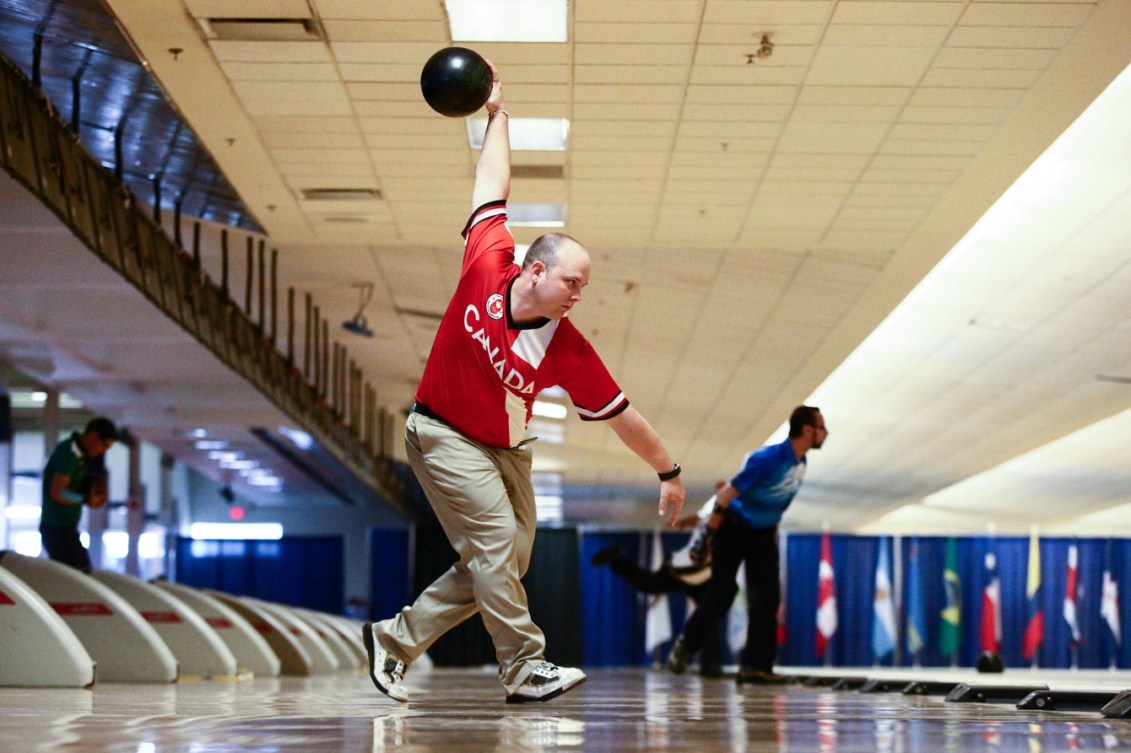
{"left": 816, "top": 533, "right": 838, "bottom": 658}
{"left": 644, "top": 532, "right": 673, "bottom": 655}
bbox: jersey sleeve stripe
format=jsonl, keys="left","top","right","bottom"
{"left": 461, "top": 200, "right": 508, "bottom": 238}
{"left": 575, "top": 393, "right": 629, "bottom": 421}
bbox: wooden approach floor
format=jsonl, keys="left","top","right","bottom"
{"left": 2, "top": 666, "right": 1130, "bottom": 752}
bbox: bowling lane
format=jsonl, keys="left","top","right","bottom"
{"left": 1, "top": 667, "right": 1130, "bottom": 752}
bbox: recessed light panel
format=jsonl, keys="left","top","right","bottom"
{"left": 467, "top": 118, "right": 570, "bottom": 151}
{"left": 445, "top": 0, "right": 567, "bottom": 42}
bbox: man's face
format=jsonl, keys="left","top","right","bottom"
{"left": 83, "top": 432, "right": 114, "bottom": 458}
{"left": 535, "top": 241, "right": 590, "bottom": 319}
{"left": 809, "top": 411, "right": 828, "bottom": 449}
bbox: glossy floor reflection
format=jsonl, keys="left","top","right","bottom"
{"left": 1, "top": 667, "right": 1129, "bottom": 752}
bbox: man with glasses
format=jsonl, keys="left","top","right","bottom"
{"left": 667, "top": 405, "right": 827, "bottom": 684}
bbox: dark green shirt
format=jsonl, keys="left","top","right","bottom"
{"left": 40, "top": 434, "right": 90, "bottom": 527}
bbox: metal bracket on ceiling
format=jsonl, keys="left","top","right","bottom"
{"left": 31, "top": 0, "right": 63, "bottom": 88}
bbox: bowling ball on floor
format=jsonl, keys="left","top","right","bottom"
{"left": 420, "top": 46, "right": 492, "bottom": 118}
{"left": 976, "top": 650, "right": 1005, "bottom": 673}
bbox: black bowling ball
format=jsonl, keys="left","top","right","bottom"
{"left": 976, "top": 650, "right": 1005, "bottom": 673}
{"left": 420, "top": 47, "right": 492, "bottom": 118}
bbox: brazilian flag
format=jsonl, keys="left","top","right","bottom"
{"left": 939, "top": 537, "right": 961, "bottom": 661}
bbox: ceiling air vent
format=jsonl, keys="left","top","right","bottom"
{"left": 300, "top": 188, "right": 382, "bottom": 201}
{"left": 512, "top": 165, "right": 565, "bottom": 179}
{"left": 322, "top": 216, "right": 371, "bottom": 224}
{"left": 203, "top": 18, "right": 324, "bottom": 42}
{"left": 395, "top": 307, "right": 444, "bottom": 321}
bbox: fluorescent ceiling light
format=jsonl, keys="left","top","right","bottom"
{"left": 532, "top": 400, "right": 568, "bottom": 420}
{"left": 103, "top": 531, "right": 129, "bottom": 559}
{"left": 9, "top": 389, "right": 76, "bottom": 409}
{"left": 533, "top": 473, "right": 564, "bottom": 521}
{"left": 535, "top": 494, "right": 563, "bottom": 522}
{"left": 196, "top": 440, "right": 228, "bottom": 450}
{"left": 445, "top": 0, "right": 567, "bottom": 42}
{"left": 11, "top": 531, "right": 42, "bottom": 558}
{"left": 208, "top": 450, "right": 241, "bottom": 461}
{"left": 220, "top": 459, "right": 258, "bottom": 470}
{"left": 468, "top": 118, "right": 569, "bottom": 151}
{"left": 189, "top": 522, "right": 283, "bottom": 540}
{"left": 509, "top": 203, "right": 566, "bottom": 228}
{"left": 138, "top": 531, "right": 165, "bottom": 559}
{"left": 202, "top": 18, "right": 323, "bottom": 42}
{"left": 278, "top": 426, "right": 314, "bottom": 450}
{"left": 532, "top": 472, "right": 562, "bottom": 495}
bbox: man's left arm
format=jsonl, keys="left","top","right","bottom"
{"left": 605, "top": 405, "right": 686, "bottom": 525}
{"left": 470, "top": 60, "right": 510, "bottom": 210}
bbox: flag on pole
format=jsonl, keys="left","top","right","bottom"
{"left": 816, "top": 533, "right": 837, "bottom": 658}
{"left": 906, "top": 540, "right": 926, "bottom": 659}
{"left": 727, "top": 562, "right": 748, "bottom": 658}
{"left": 980, "top": 550, "right": 1002, "bottom": 653}
{"left": 1022, "top": 528, "right": 1044, "bottom": 663}
{"left": 644, "top": 532, "right": 672, "bottom": 655}
{"left": 872, "top": 537, "right": 896, "bottom": 661}
{"left": 939, "top": 537, "right": 961, "bottom": 662}
{"left": 1101, "top": 539, "right": 1121, "bottom": 665}
{"left": 1063, "top": 543, "right": 1081, "bottom": 648}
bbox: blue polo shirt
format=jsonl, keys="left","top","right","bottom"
{"left": 727, "top": 438, "right": 807, "bottom": 529}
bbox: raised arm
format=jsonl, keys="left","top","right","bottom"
{"left": 49, "top": 471, "right": 83, "bottom": 506}
{"left": 471, "top": 60, "right": 510, "bottom": 209}
{"left": 605, "top": 405, "right": 687, "bottom": 525}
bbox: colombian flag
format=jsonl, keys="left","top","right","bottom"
{"left": 1022, "top": 528, "right": 1044, "bottom": 663}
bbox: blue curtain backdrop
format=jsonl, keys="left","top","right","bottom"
{"left": 770, "top": 534, "right": 1131, "bottom": 670}
{"left": 909, "top": 536, "right": 1131, "bottom": 670}
{"left": 379, "top": 524, "right": 585, "bottom": 667}
{"left": 369, "top": 527, "right": 410, "bottom": 621}
{"left": 778, "top": 534, "right": 881, "bottom": 667}
{"left": 173, "top": 535, "right": 344, "bottom": 613}
{"left": 588, "top": 526, "right": 1131, "bottom": 669}
{"left": 359, "top": 526, "right": 1131, "bottom": 669}
{"left": 578, "top": 529, "right": 696, "bottom": 667}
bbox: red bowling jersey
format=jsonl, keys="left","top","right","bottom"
{"left": 415, "top": 201, "right": 627, "bottom": 448}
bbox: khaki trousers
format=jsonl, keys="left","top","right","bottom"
{"left": 374, "top": 412, "right": 545, "bottom": 693}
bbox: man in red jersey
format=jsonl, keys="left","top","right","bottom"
{"left": 364, "top": 61, "right": 687, "bottom": 705}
